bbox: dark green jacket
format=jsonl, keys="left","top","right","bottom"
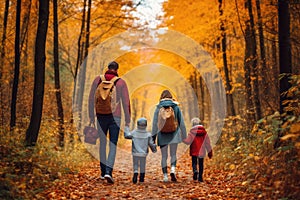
{"left": 151, "top": 98, "right": 187, "bottom": 146}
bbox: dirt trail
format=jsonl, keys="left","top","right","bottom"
{"left": 39, "top": 153, "right": 254, "bottom": 200}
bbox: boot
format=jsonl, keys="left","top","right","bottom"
{"left": 193, "top": 170, "right": 199, "bottom": 181}
{"left": 139, "top": 173, "right": 145, "bottom": 182}
{"left": 132, "top": 173, "right": 138, "bottom": 184}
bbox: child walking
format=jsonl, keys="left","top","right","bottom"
{"left": 183, "top": 117, "right": 212, "bottom": 182}
{"left": 127, "top": 117, "right": 157, "bottom": 183}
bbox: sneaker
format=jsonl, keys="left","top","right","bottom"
{"left": 163, "top": 174, "right": 168, "bottom": 182}
{"left": 193, "top": 171, "right": 198, "bottom": 180}
{"left": 104, "top": 174, "right": 114, "bottom": 184}
{"left": 100, "top": 172, "right": 105, "bottom": 180}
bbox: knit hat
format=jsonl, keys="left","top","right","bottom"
{"left": 191, "top": 117, "right": 201, "bottom": 126}
{"left": 137, "top": 117, "right": 147, "bottom": 129}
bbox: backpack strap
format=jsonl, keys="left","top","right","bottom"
{"left": 100, "top": 75, "right": 106, "bottom": 81}
{"left": 110, "top": 76, "right": 120, "bottom": 84}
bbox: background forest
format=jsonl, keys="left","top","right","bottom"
{"left": 0, "top": 0, "right": 299, "bottom": 199}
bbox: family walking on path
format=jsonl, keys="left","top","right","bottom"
{"left": 88, "top": 61, "right": 213, "bottom": 185}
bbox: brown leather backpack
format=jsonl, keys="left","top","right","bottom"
{"left": 94, "top": 75, "right": 120, "bottom": 114}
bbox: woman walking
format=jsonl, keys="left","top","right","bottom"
{"left": 151, "top": 90, "right": 187, "bottom": 182}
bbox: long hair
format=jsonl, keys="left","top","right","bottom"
{"left": 159, "top": 90, "right": 173, "bottom": 100}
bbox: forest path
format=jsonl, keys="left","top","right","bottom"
{"left": 39, "top": 152, "right": 254, "bottom": 200}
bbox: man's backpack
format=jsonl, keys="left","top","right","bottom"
{"left": 94, "top": 75, "right": 120, "bottom": 114}
{"left": 157, "top": 106, "right": 178, "bottom": 133}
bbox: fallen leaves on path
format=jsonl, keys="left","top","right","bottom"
{"left": 38, "top": 156, "right": 254, "bottom": 200}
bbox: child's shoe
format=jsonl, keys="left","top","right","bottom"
{"left": 132, "top": 173, "right": 138, "bottom": 184}
{"left": 163, "top": 173, "right": 168, "bottom": 182}
{"left": 170, "top": 166, "right": 177, "bottom": 182}
{"left": 193, "top": 171, "right": 198, "bottom": 180}
{"left": 139, "top": 173, "right": 145, "bottom": 182}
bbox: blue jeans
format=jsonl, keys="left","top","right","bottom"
{"left": 160, "top": 143, "right": 178, "bottom": 173}
{"left": 97, "top": 115, "right": 121, "bottom": 176}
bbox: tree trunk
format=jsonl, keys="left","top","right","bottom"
{"left": 274, "top": 0, "right": 292, "bottom": 149}
{"left": 199, "top": 76, "right": 205, "bottom": 122}
{"left": 131, "top": 98, "right": 137, "bottom": 131}
{"left": 278, "top": 0, "right": 292, "bottom": 115}
{"left": 72, "top": 0, "right": 87, "bottom": 131}
{"left": 219, "top": 0, "right": 236, "bottom": 117}
{"left": 244, "top": 23, "right": 255, "bottom": 128}
{"left": 0, "top": 0, "right": 10, "bottom": 126}
{"left": 141, "top": 90, "right": 148, "bottom": 117}
{"left": 75, "top": 0, "right": 92, "bottom": 130}
{"left": 84, "top": 0, "right": 91, "bottom": 59}
{"left": 10, "top": 0, "right": 21, "bottom": 129}
{"left": 246, "top": 0, "right": 262, "bottom": 121}
{"left": 20, "top": 0, "right": 31, "bottom": 56}
{"left": 25, "top": 0, "right": 49, "bottom": 146}
{"left": 75, "top": 0, "right": 87, "bottom": 80}
{"left": 255, "top": 0, "right": 267, "bottom": 97}
{"left": 53, "top": 0, "right": 65, "bottom": 147}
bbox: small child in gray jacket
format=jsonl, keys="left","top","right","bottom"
{"left": 127, "top": 117, "right": 157, "bottom": 183}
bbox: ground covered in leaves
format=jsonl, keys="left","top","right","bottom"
{"left": 36, "top": 157, "right": 253, "bottom": 200}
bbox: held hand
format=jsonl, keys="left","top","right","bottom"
{"left": 90, "top": 118, "right": 95, "bottom": 125}
{"left": 208, "top": 151, "right": 213, "bottom": 159}
{"left": 152, "top": 144, "right": 157, "bottom": 153}
{"left": 124, "top": 126, "right": 132, "bottom": 139}
{"left": 182, "top": 138, "right": 188, "bottom": 145}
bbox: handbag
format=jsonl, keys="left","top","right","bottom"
{"left": 84, "top": 123, "right": 99, "bottom": 145}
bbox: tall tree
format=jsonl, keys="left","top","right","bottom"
{"left": 255, "top": 0, "right": 267, "bottom": 94}
{"left": 0, "top": 0, "right": 10, "bottom": 126}
{"left": 10, "top": 0, "right": 21, "bottom": 129}
{"left": 278, "top": 0, "right": 292, "bottom": 114}
{"left": 53, "top": 0, "right": 65, "bottom": 147}
{"left": 20, "top": 0, "right": 32, "bottom": 67}
{"left": 274, "top": 0, "right": 292, "bottom": 148}
{"left": 218, "top": 0, "right": 236, "bottom": 117}
{"left": 72, "top": 0, "right": 87, "bottom": 127}
{"left": 246, "top": 0, "right": 262, "bottom": 121}
{"left": 75, "top": 0, "right": 87, "bottom": 81}
{"left": 74, "top": 0, "right": 92, "bottom": 129}
{"left": 25, "top": 0, "right": 49, "bottom": 146}
{"left": 244, "top": 22, "right": 255, "bottom": 126}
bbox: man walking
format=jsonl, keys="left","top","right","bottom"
{"left": 89, "top": 61, "right": 131, "bottom": 184}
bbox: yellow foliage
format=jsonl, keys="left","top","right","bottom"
{"left": 280, "top": 134, "right": 298, "bottom": 141}
{"left": 229, "top": 164, "right": 235, "bottom": 170}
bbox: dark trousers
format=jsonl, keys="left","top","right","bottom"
{"left": 132, "top": 156, "right": 146, "bottom": 173}
{"left": 192, "top": 156, "right": 204, "bottom": 181}
{"left": 97, "top": 115, "right": 121, "bottom": 176}
{"left": 160, "top": 143, "right": 178, "bottom": 174}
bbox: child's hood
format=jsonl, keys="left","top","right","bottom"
{"left": 190, "top": 125, "right": 206, "bottom": 136}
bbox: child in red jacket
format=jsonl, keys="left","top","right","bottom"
{"left": 183, "top": 117, "right": 212, "bottom": 182}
